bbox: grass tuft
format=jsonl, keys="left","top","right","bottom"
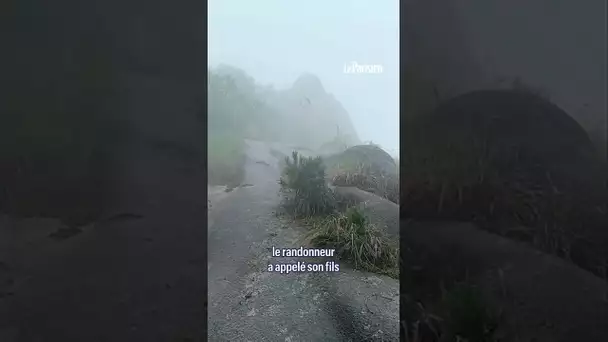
{"left": 305, "top": 206, "right": 398, "bottom": 277}
{"left": 278, "top": 150, "right": 398, "bottom": 277}
{"left": 331, "top": 162, "right": 400, "bottom": 204}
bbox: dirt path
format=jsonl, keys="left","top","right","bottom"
{"left": 207, "top": 140, "right": 399, "bottom": 341}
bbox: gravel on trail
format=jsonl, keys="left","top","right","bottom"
{"left": 207, "top": 140, "right": 399, "bottom": 341}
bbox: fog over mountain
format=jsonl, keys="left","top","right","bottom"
{"left": 208, "top": 0, "right": 400, "bottom": 156}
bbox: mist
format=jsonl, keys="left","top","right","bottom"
{"left": 208, "top": 0, "right": 400, "bottom": 156}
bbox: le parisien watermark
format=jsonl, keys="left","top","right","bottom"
{"left": 343, "top": 61, "right": 384, "bottom": 74}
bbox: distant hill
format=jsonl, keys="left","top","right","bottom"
{"left": 210, "top": 65, "right": 360, "bottom": 149}
{"left": 264, "top": 73, "right": 361, "bottom": 149}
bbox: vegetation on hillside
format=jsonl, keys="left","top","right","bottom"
{"left": 278, "top": 151, "right": 398, "bottom": 277}
{"left": 210, "top": 65, "right": 361, "bottom": 147}
{"left": 208, "top": 67, "right": 282, "bottom": 141}
{"left": 399, "top": 74, "right": 608, "bottom": 341}
{"left": 402, "top": 90, "right": 608, "bottom": 279}
{"left": 207, "top": 65, "right": 361, "bottom": 185}
{"left": 331, "top": 164, "right": 399, "bottom": 204}
{"left": 324, "top": 145, "right": 400, "bottom": 204}
{"left": 402, "top": 88, "right": 607, "bottom": 273}
{"left": 277, "top": 145, "right": 503, "bottom": 340}
{"left": 208, "top": 68, "right": 262, "bottom": 186}
{"left": 305, "top": 208, "right": 399, "bottom": 277}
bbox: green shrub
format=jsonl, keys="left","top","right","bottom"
{"left": 324, "top": 145, "right": 399, "bottom": 204}
{"left": 305, "top": 206, "right": 398, "bottom": 277}
{"left": 279, "top": 151, "right": 335, "bottom": 217}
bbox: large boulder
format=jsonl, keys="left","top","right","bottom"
{"left": 401, "top": 89, "right": 608, "bottom": 276}
{"left": 403, "top": 89, "right": 605, "bottom": 193}
{"left": 333, "top": 186, "right": 399, "bottom": 238}
{"left": 326, "top": 145, "right": 397, "bottom": 176}
{"left": 334, "top": 184, "right": 608, "bottom": 341}
{"left": 325, "top": 145, "right": 399, "bottom": 203}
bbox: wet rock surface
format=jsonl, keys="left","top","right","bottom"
{"left": 207, "top": 140, "right": 399, "bottom": 341}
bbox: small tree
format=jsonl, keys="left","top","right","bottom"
{"left": 279, "top": 151, "right": 335, "bottom": 217}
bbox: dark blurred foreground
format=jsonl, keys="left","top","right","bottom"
{"left": 1, "top": 0, "right": 206, "bottom": 224}
{"left": 0, "top": 1, "right": 207, "bottom": 341}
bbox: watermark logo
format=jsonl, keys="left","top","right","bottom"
{"left": 343, "top": 61, "right": 384, "bottom": 74}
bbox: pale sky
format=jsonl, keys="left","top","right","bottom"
{"left": 208, "top": 0, "right": 400, "bottom": 156}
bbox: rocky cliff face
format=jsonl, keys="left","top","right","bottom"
{"left": 267, "top": 73, "right": 361, "bottom": 149}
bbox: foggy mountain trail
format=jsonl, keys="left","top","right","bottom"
{"left": 207, "top": 139, "right": 399, "bottom": 341}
